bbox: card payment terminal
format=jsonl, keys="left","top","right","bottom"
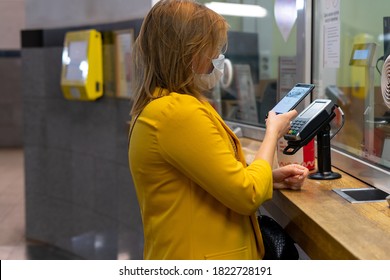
{"left": 285, "top": 99, "right": 335, "bottom": 142}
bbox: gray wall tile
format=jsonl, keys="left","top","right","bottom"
{"left": 23, "top": 45, "right": 142, "bottom": 259}
{"left": 0, "top": 58, "right": 23, "bottom": 147}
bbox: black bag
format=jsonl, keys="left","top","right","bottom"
{"left": 258, "top": 215, "right": 299, "bottom": 260}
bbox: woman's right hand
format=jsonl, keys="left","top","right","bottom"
{"left": 253, "top": 110, "right": 298, "bottom": 166}
{"left": 265, "top": 110, "right": 298, "bottom": 139}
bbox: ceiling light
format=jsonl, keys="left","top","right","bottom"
{"left": 296, "top": 0, "right": 305, "bottom": 10}
{"left": 205, "top": 2, "right": 267, "bottom": 18}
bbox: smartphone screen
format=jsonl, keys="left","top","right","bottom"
{"left": 270, "top": 83, "right": 315, "bottom": 115}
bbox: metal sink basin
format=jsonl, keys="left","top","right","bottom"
{"left": 333, "top": 187, "right": 390, "bottom": 203}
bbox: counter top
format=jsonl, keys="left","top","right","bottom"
{"left": 240, "top": 137, "right": 390, "bottom": 260}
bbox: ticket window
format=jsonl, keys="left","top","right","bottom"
{"left": 61, "top": 29, "right": 103, "bottom": 101}
{"left": 312, "top": 0, "right": 390, "bottom": 194}
{"left": 197, "top": 0, "right": 299, "bottom": 127}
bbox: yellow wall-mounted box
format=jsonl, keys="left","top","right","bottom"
{"left": 61, "top": 29, "right": 103, "bottom": 101}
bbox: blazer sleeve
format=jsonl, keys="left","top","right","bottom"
{"left": 157, "top": 96, "right": 273, "bottom": 215}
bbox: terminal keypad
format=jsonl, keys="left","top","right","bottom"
{"left": 288, "top": 120, "right": 307, "bottom": 135}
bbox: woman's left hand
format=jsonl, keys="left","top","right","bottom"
{"left": 272, "top": 164, "right": 309, "bottom": 190}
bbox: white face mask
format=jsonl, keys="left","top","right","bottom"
{"left": 194, "top": 54, "right": 225, "bottom": 91}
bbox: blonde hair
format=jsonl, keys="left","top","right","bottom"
{"left": 130, "top": 0, "right": 229, "bottom": 116}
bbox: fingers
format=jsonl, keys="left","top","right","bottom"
{"left": 291, "top": 163, "right": 308, "bottom": 171}
{"left": 273, "top": 164, "right": 309, "bottom": 190}
{"left": 284, "top": 176, "right": 304, "bottom": 190}
{"left": 286, "top": 109, "right": 298, "bottom": 119}
{"left": 285, "top": 164, "right": 308, "bottom": 177}
{"left": 267, "top": 109, "right": 297, "bottom": 119}
{"left": 281, "top": 110, "right": 298, "bottom": 137}
{"left": 267, "top": 110, "right": 276, "bottom": 118}
{"left": 283, "top": 164, "right": 309, "bottom": 190}
{"left": 266, "top": 109, "right": 299, "bottom": 142}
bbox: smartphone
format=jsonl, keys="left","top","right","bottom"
{"left": 268, "top": 83, "right": 315, "bottom": 116}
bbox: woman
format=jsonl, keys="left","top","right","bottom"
{"left": 128, "top": 0, "right": 308, "bottom": 260}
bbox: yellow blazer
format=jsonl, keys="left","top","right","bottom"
{"left": 129, "top": 88, "right": 273, "bottom": 259}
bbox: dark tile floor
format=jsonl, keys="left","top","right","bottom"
{"left": 0, "top": 148, "right": 82, "bottom": 260}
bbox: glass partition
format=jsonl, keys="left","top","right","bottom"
{"left": 198, "top": 0, "right": 390, "bottom": 192}
{"left": 312, "top": 0, "right": 390, "bottom": 191}
{"left": 198, "top": 0, "right": 307, "bottom": 126}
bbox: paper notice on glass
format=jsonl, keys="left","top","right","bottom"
{"left": 323, "top": 0, "right": 340, "bottom": 68}
{"left": 278, "top": 56, "right": 296, "bottom": 100}
{"left": 234, "top": 64, "right": 258, "bottom": 123}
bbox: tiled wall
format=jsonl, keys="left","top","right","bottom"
{"left": 0, "top": 57, "right": 23, "bottom": 147}
{"left": 21, "top": 11, "right": 146, "bottom": 258}
{"left": 1, "top": 0, "right": 153, "bottom": 147}
{"left": 21, "top": 0, "right": 151, "bottom": 260}
{"left": 0, "top": 0, "right": 25, "bottom": 147}
{"left": 23, "top": 45, "right": 144, "bottom": 259}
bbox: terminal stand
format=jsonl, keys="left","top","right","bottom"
{"left": 308, "top": 124, "right": 341, "bottom": 180}
{"left": 282, "top": 100, "right": 343, "bottom": 180}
